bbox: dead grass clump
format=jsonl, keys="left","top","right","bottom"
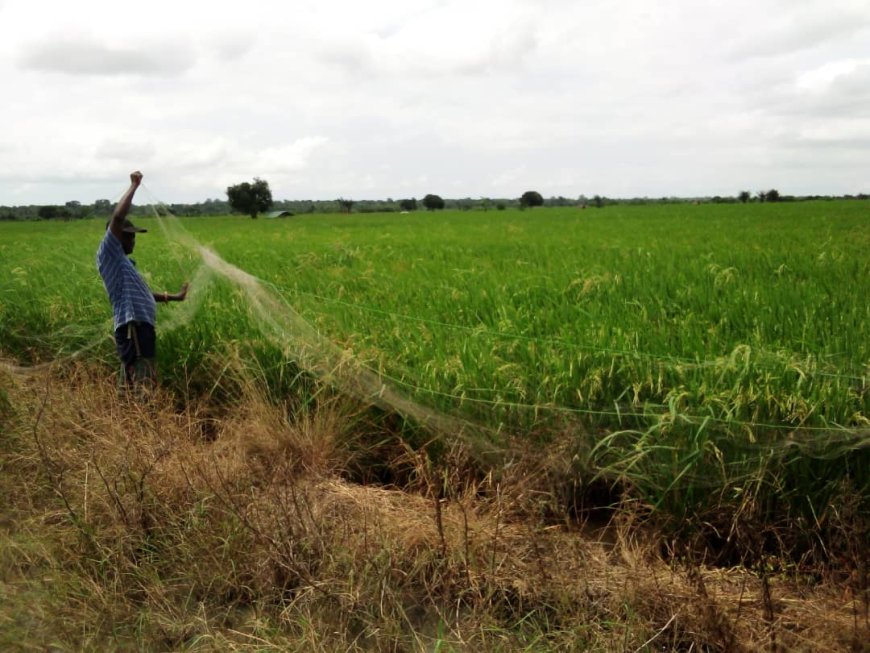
{"left": 0, "top": 362, "right": 866, "bottom": 651}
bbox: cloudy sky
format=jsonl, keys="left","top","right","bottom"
{"left": 1, "top": 0, "right": 869, "bottom": 204}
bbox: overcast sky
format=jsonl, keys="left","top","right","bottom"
{"left": 1, "top": 0, "right": 869, "bottom": 204}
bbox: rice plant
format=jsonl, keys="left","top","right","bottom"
{"left": 2, "top": 201, "right": 867, "bottom": 533}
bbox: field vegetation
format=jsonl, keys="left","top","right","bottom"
{"left": 1, "top": 201, "right": 867, "bottom": 649}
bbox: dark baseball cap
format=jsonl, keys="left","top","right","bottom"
{"left": 105, "top": 219, "right": 148, "bottom": 233}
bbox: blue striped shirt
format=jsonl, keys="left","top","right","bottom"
{"left": 96, "top": 229, "right": 156, "bottom": 329}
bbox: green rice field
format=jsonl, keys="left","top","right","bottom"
{"left": 3, "top": 202, "right": 867, "bottom": 424}
{"left": 2, "top": 201, "right": 868, "bottom": 527}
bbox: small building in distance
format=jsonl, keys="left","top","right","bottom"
{"left": 263, "top": 210, "right": 295, "bottom": 218}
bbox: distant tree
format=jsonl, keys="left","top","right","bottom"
{"left": 63, "top": 200, "right": 91, "bottom": 219}
{"left": 764, "top": 189, "right": 780, "bottom": 203}
{"left": 422, "top": 194, "right": 445, "bottom": 211}
{"left": 592, "top": 195, "right": 604, "bottom": 208}
{"left": 93, "top": 199, "right": 112, "bottom": 216}
{"left": 226, "top": 177, "right": 273, "bottom": 218}
{"left": 399, "top": 198, "right": 417, "bottom": 211}
{"left": 738, "top": 190, "right": 751, "bottom": 204}
{"left": 496, "top": 202, "right": 507, "bottom": 210}
{"left": 200, "top": 198, "right": 230, "bottom": 215}
{"left": 756, "top": 190, "right": 766, "bottom": 203}
{"left": 519, "top": 190, "right": 544, "bottom": 208}
{"left": 338, "top": 198, "right": 354, "bottom": 214}
{"left": 37, "top": 205, "right": 60, "bottom": 220}
{"left": 480, "top": 197, "right": 491, "bottom": 212}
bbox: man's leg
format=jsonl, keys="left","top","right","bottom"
{"left": 115, "top": 322, "right": 157, "bottom": 391}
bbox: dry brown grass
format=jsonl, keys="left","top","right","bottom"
{"left": 0, "top": 362, "right": 866, "bottom": 651}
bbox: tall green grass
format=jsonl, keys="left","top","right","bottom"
{"left": 2, "top": 202, "right": 867, "bottom": 535}
{"left": 176, "top": 203, "right": 868, "bottom": 429}
{"left": 2, "top": 203, "right": 867, "bottom": 427}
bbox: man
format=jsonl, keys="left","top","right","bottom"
{"left": 96, "top": 171, "right": 188, "bottom": 387}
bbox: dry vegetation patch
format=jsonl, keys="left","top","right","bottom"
{"left": 0, "top": 363, "right": 866, "bottom": 651}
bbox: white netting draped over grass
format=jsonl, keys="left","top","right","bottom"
{"left": 2, "top": 191, "right": 867, "bottom": 518}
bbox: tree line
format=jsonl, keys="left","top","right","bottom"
{"left": 223, "top": 180, "right": 547, "bottom": 218}
{"left": 2, "top": 186, "right": 868, "bottom": 221}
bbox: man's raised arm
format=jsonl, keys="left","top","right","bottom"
{"left": 109, "top": 171, "right": 143, "bottom": 239}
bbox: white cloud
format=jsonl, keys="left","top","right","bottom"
{"left": 140, "top": 136, "right": 332, "bottom": 201}
{"left": 256, "top": 137, "right": 331, "bottom": 173}
{"left": 726, "top": 0, "right": 870, "bottom": 59}
{"left": 204, "top": 31, "right": 257, "bottom": 63}
{"left": 316, "top": 0, "right": 538, "bottom": 77}
{"left": 95, "top": 138, "right": 158, "bottom": 162}
{"left": 18, "top": 36, "right": 196, "bottom": 77}
{"left": 1, "top": 0, "right": 869, "bottom": 203}
{"left": 796, "top": 59, "right": 867, "bottom": 91}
